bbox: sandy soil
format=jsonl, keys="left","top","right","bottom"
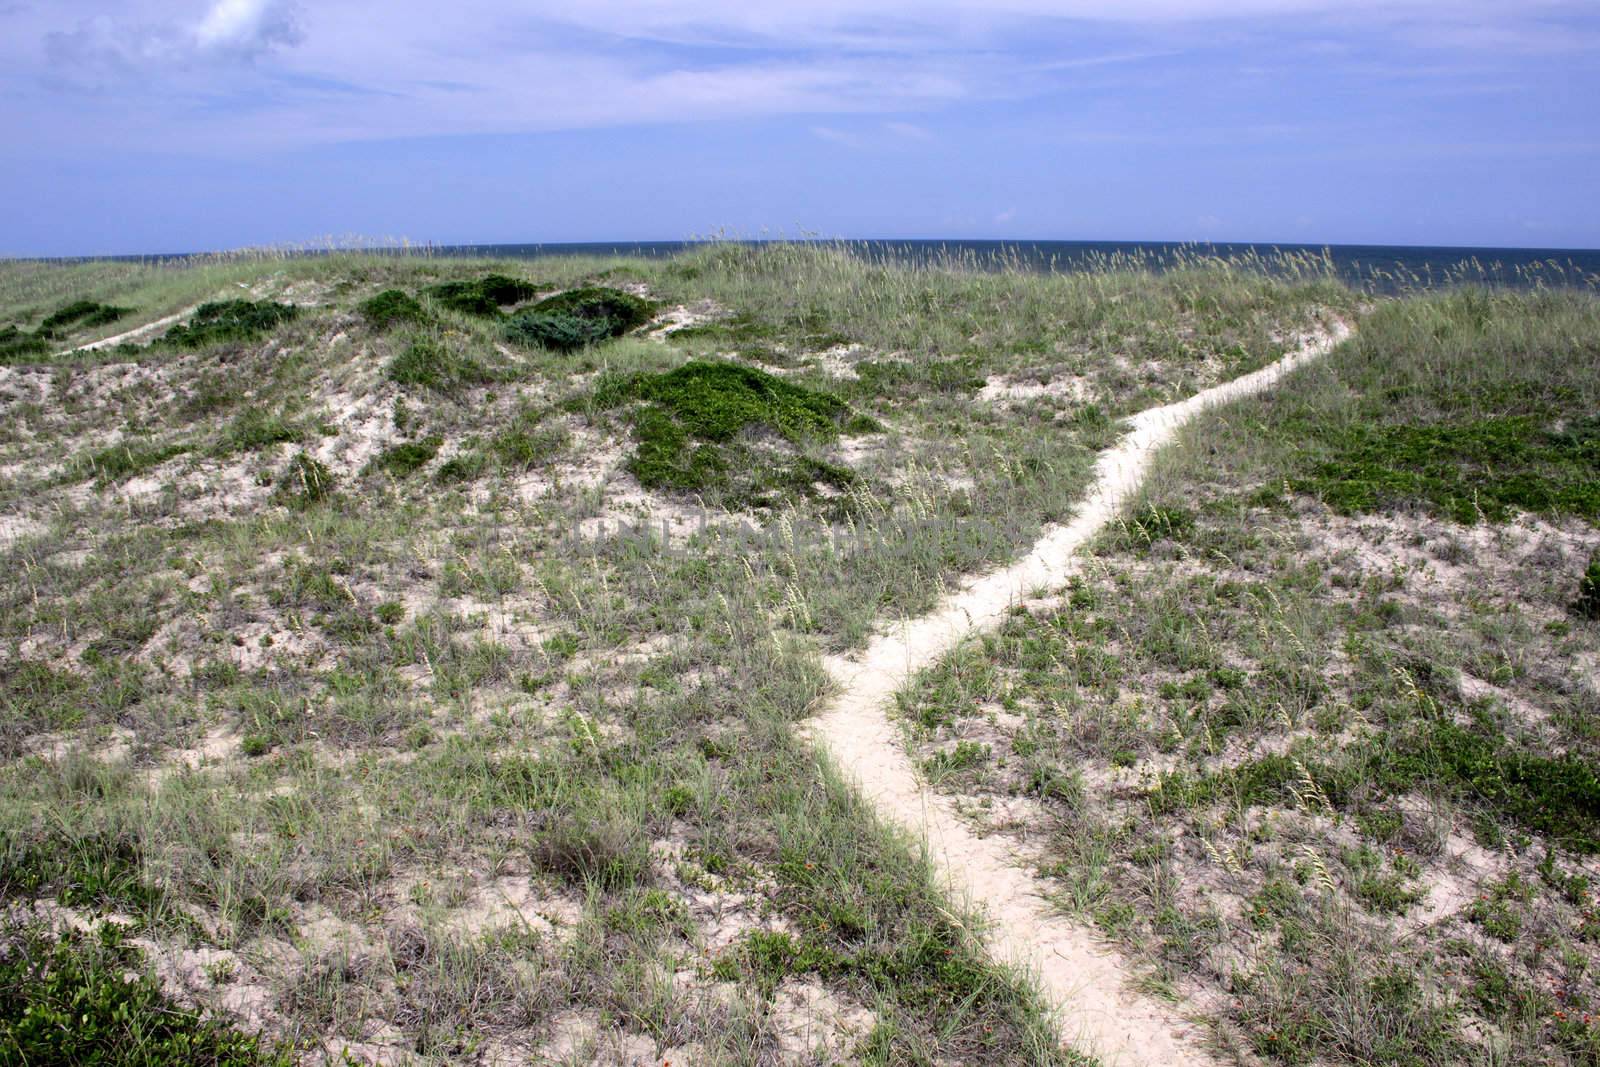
{"left": 806, "top": 320, "right": 1351, "bottom": 1066}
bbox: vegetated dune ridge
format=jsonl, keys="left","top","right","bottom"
{"left": 0, "top": 245, "right": 1370, "bottom": 1065}
{"left": 810, "top": 321, "right": 1352, "bottom": 1066}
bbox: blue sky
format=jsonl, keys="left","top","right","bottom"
{"left": 3, "top": 0, "right": 1597, "bottom": 255}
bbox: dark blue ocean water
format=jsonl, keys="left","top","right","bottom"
{"left": 426, "top": 239, "right": 1599, "bottom": 294}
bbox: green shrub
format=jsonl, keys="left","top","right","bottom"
{"left": 0, "top": 326, "right": 49, "bottom": 364}
{"left": 273, "top": 452, "right": 335, "bottom": 508}
{"left": 358, "top": 289, "right": 428, "bottom": 330}
{"left": 1300, "top": 415, "right": 1600, "bottom": 523}
{"left": 38, "top": 300, "right": 130, "bottom": 337}
{"left": 1575, "top": 553, "right": 1600, "bottom": 620}
{"left": 161, "top": 301, "right": 298, "bottom": 349}
{"left": 424, "top": 274, "right": 538, "bottom": 317}
{"left": 436, "top": 452, "right": 487, "bottom": 483}
{"left": 369, "top": 436, "right": 442, "bottom": 478}
{"left": 593, "top": 360, "right": 863, "bottom": 500}
{"left": 219, "top": 410, "right": 300, "bottom": 453}
{"left": 0, "top": 917, "right": 286, "bottom": 1065}
{"left": 503, "top": 286, "right": 656, "bottom": 352}
{"left": 76, "top": 441, "right": 186, "bottom": 483}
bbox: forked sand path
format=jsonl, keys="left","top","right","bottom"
{"left": 808, "top": 321, "right": 1352, "bottom": 1066}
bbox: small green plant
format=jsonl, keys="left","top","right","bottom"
{"left": 240, "top": 735, "right": 270, "bottom": 758}
{"left": 503, "top": 286, "right": 655, "bottom": 352}
{"left": 424, "top": 274, "right": 538, "bottom": 317}
{"left": 1575, "top": 553, "right": 1600, "bottom": 620}
{"left": 273, "top": 451, "right": 335, "bottom": 508}
{"left": 357, "top": 289, "right": 428, "bottom": 330}
{"left": 435, "top": 451, "right": 487, "bottom": 483}
{"left": 368, "top": 436, "right": 442, "bottom": 478}
{"left": 38, "top": 300, "right": 130, "bottom": 337}
{"left": 160, "top": 301, "right": 299, "bottom": 348}
{"left": 375, "top": 601, "right": 406, "bottom": 625}
{"left": 74, "top": 441, "right": 186, "bottom": 484}
{"left": 219, "top": 410, "right": 300, "bottom": 453}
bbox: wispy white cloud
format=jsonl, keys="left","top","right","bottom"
{"left": 7, "top": 0, "right": 1596, "bottom": 153}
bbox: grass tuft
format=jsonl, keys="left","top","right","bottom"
{"left": 369, "top": 436, "right": 442, "bottom": 478}
{"left": 1575, "top": 553, "right": 1600, "bottom": 620}
{"left": 386, "top": 338, "right": 494, "bottom": 392}
{"left": 273, "top": 451, "right": 335, "bottom": 508}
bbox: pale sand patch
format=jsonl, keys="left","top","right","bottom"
{"left": 647, "top": 299, "right": 727, "bottom": 338}
{"left": 768, "top": 977, "right": 876, "bottom": 1063}
{"left": 806, "top": 320, "right": 1351, "bottom": 1066}
{"left": 977, "top": 373, "right": 1091, "bottom": 406}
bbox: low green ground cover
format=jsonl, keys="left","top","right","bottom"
{"left": 592, "top": 360, "right": 864, "bottom": 502}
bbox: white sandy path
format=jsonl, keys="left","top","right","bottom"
{"left": 808, "top": 321, "right": 1352, "bottom": 1066}
{"left": 56, "top": 306, "right": 200, "bottom": 356}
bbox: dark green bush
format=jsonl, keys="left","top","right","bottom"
{"left": 358, "top": 290, "right": 428, "bottom": 331}
{"left": 38, "top": 300, "right": 130, "bottom": 338}
{"left": 161, "top": 301, "right": 298, "bottom": 349}
{"left": 424, "top": 274, "right": 538, "bottom": 317}
{"left": 503, "top": 287, "right": 656, "bottom": 352}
